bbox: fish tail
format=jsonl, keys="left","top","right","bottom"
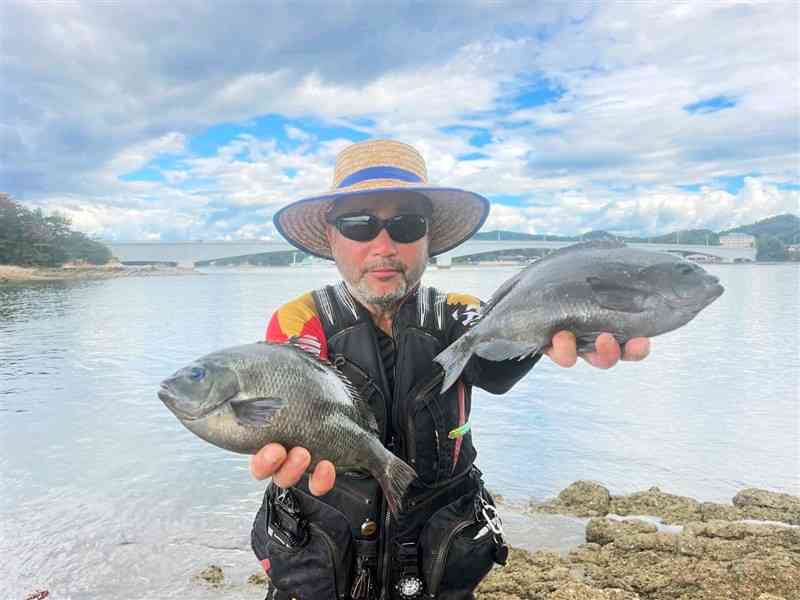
{"left": 434, "top": 334, "right": 474, "bottom": 394}
{"left": 379, "top": 453, "right": 417, "bottom": 516}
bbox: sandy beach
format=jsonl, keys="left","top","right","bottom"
{"left": 0, "top": 263, "right": 198, "bottom": 284}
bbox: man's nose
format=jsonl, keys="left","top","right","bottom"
{"left": 369, "top": 227, "right": 398, "bottom": 255}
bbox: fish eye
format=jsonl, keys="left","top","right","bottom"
{"left": 189, "top": 367, "right": 205, "bottom": 381}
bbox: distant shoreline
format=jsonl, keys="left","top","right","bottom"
{"left": 0, "top": 264, "right": 199, "bottom": 284}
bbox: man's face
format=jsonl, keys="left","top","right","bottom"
{"left": 326, "top": 192, "right": 430, "bottom": 310}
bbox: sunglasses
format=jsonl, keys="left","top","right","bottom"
{"left": 327, "top": 213, "right": 428, "bottom": 244}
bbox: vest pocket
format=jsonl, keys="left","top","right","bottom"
{"left": 262, "top": 485, "right": 355, "bottom": 600}
{"left": 411, "top": 371, "right": 475, "bottom": 485}
{"left": 417, "top": 485, "right": 498, "bottom": 597}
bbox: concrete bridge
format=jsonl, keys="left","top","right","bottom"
{"left": 103, "top": 239, "right": 755, "bottom": 267}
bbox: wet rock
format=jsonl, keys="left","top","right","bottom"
{"left": 547, "top": 582, "right": 640, "bottom": 599}
{"left": 478, "top": 511, "right": 799, "bottom": 599}
{"left": 476, "top": 548, "right": 573, "bottom": 599}
{"left": 733, "top": 488, "right": 800, "bottom": 525}
{"left": 586, "top": 518, "right": 657, "bottom": 546}
{"left": 609, "top": 487, "right": 702, "bottom": 524}
{"left": 699, "top": 501, "right": 745, "bottom": 521}
{"left": 533, "top": 481, "right": 612, "bottom": 517}
{"left": 195, "top": 564, "right": 225, "bottom": 586}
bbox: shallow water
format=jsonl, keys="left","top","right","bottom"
{"left": 1, "top": 263, "right": 797, "bottom": 598}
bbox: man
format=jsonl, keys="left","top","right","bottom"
{"left": 250, "top": 139, "right": 649, "bottom": 600}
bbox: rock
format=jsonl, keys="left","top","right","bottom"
{"left": 476, "top": 548, "right": 573, "bottom": 599}
{"left": 733, "top": 488, "right": 800, "bottom": 525}
{"left": 533, "top": 481, "right": 612, "bottom": 518}
{"left": 608, "top": 487, "right": 703, "bottom": 524}
{"left": 547, "top": 582, "right": 640, "bottom": 599}
{"left": 586, "top": 518, "right": 657, "bottom": 546}
{"left": 483, "top": 506, "right": 800, "bottom": 599}
{"left": 195, "top": 564, "right": 225, "bottom": 586}
{"left": 700, "top": 501, "right": 745, "bottom": 521}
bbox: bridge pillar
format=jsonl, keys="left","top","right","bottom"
{"left": 435, "top": 255, "right": 453, "bottom": 268}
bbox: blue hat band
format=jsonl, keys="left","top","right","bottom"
{"left": 337, "top": 166, "right": 423, "bottom": 189}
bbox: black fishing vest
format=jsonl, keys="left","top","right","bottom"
{"left": 312, "top": 282, "right": 483, "bottom": 599}
{"left": 311, "top": 281, "right": 478, "bottom": 481}
{"left": 252, "top": 282, "right": 514, "bottom": 600}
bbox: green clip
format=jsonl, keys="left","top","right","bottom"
{"left": 448, "top": 421, "right": 471, "bottom": 439}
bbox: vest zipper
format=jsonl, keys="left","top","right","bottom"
{"left": 426, "top": 518, "right": 476, "bottom": 597}
{"left": 309, "top": 521, "right": 348, "bottom": 599}
{"left": 404, "top": 372, "right": 444, "bottom": 469}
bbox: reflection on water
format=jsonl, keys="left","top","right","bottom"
{"left": 1, "top": 263, "right": 798, "bottom": 598}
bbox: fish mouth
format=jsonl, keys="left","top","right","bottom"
{"left": 158, "top": 384, "right": 236, "bottom": 421}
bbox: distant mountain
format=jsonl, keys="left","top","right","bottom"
{"left": 473, "top": 214, "right": 799, "bottom": 247}
{"left": 473, "top": 230, "right": 557, "bottom": 241}
{"left": 720, "top": 214, "right": 800, "bottom": 245}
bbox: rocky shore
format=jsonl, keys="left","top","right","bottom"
{"left": 473, "top": 481, "right": 799, "bottom": 599}
{"left": 0, "top": 263, "right": 198, "bottom": 284}
{"left": 190, "top": 482, "right": 799, "bottom": 600}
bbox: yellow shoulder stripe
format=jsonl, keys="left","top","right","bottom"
{"left": 275, "top": 292, "right": 319, "bottom": 336}
{"left": 446, "top": 292, "right": 481, "bottom": 310}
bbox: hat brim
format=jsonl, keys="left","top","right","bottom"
{"left": 273, "top": 186, "right": 490, "bottom": 260}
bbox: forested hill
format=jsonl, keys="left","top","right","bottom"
{"left": 474, "top": 213, "right": 799, "bottom": 246}
{"left": 720, "top": 214, "right": 799, "bottom": 245}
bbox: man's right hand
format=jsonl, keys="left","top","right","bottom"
{"left": 250, "top": 443, "right": 336, "bottom": 496}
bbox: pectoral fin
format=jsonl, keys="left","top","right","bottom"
{"left": 587, "top": 277, "right": 648, "bottom": 313}
{"left": 230, "top": 397, "right": 285, "bottom": 427}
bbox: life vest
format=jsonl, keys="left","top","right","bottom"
{"left": 253, "top": 282, "right": 528, "bottom": 600}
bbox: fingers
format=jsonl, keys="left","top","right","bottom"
{"left": 582, "top": 332, "right": 621, "bottom": 369}
{"left": 309, "top": 460, "right": 336, "bottom": 497}
{"left": 545, "top": 331, "right": 651, "bottom": 369}
{"left": 250, "top": 443, "right": 287, "bottom": 480}
{"left": 250, "top": 444, "right": 311, "bottom": 489}
{"left": 545, "top": 330, "right": 578, "bottom": 368}
{"left": 622, "top": 337, "right": 650, "bottom": 361}
{"left": 250, "top": 445, "right": 335, "bottom": 496}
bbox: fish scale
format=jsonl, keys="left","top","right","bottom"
{"left": 159, "top": 341, "right": 417, "bottom": 515}
{"left": 434, "top": 240, "right": 724, "bottom": 392}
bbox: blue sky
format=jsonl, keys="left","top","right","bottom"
{"left": 1, "top": 1, "right": 797, "bottom": 241}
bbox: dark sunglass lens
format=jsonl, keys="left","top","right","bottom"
{"left": 337, "top": 215, "right": 380, "bottom": 242}
{"left": 387, "top": 215, "right": 427, "bottom": 243}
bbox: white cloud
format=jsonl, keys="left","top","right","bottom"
{"left": 2, "top": 1, "right": 796, "bottom": 241}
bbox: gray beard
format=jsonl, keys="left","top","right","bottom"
{"left": 346, "top": 277, "right": 409, "bottom": 310}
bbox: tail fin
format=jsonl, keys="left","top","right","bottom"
{"left": 434, "top": 334, "right": 474, "bottom": 394}
{"left": 378, "top": 454, "right": 417, "bottom": 516}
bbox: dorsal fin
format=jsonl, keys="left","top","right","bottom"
{"left": 481, "top": 269, "right": 526, "bottom": 315}
{"left": 284, "top": 339, "right": 379, "bottom": 434}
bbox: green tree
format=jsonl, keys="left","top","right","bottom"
{"left": 0, "top": 193, "right": 112, "bottom": 266}
{"left": 756, "top": 235, "right": 786, "bottom": 261}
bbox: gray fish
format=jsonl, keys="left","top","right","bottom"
{"left": 435, "top": 241, "right": 725, "bottom": 392}
{"left": 158, "top": 341, "right": 416, "bottom": 514}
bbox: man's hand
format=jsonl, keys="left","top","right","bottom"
{"left": 546, "top": 331, "right": 650, "bottom": 369}
{"left": 250, "top": 443, "right": 336, "bottom": 496}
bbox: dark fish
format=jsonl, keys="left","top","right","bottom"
{"left": 435, "top": 241, "right": 725, "bottom": 392}
{"left": 158, "top": 341, "right": 416, "bottom": 514}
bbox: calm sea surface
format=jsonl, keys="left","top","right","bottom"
{"left": 1, "top": 263, "right": 798, "bottom": 599}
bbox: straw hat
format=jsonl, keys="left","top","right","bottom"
{"left": 273, "top": 139, "right": 490, "bottom": 259}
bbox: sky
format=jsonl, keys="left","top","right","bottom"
{"left": 1, "top": 1, "right": 798, "bottom": 242}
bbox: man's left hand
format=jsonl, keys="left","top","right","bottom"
{"left": 546, "top": 331, "right": 650, "bottom": 369}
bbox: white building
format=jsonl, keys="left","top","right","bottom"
{"left": 719, "top": 233, "right": 755, "bottom": 248}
